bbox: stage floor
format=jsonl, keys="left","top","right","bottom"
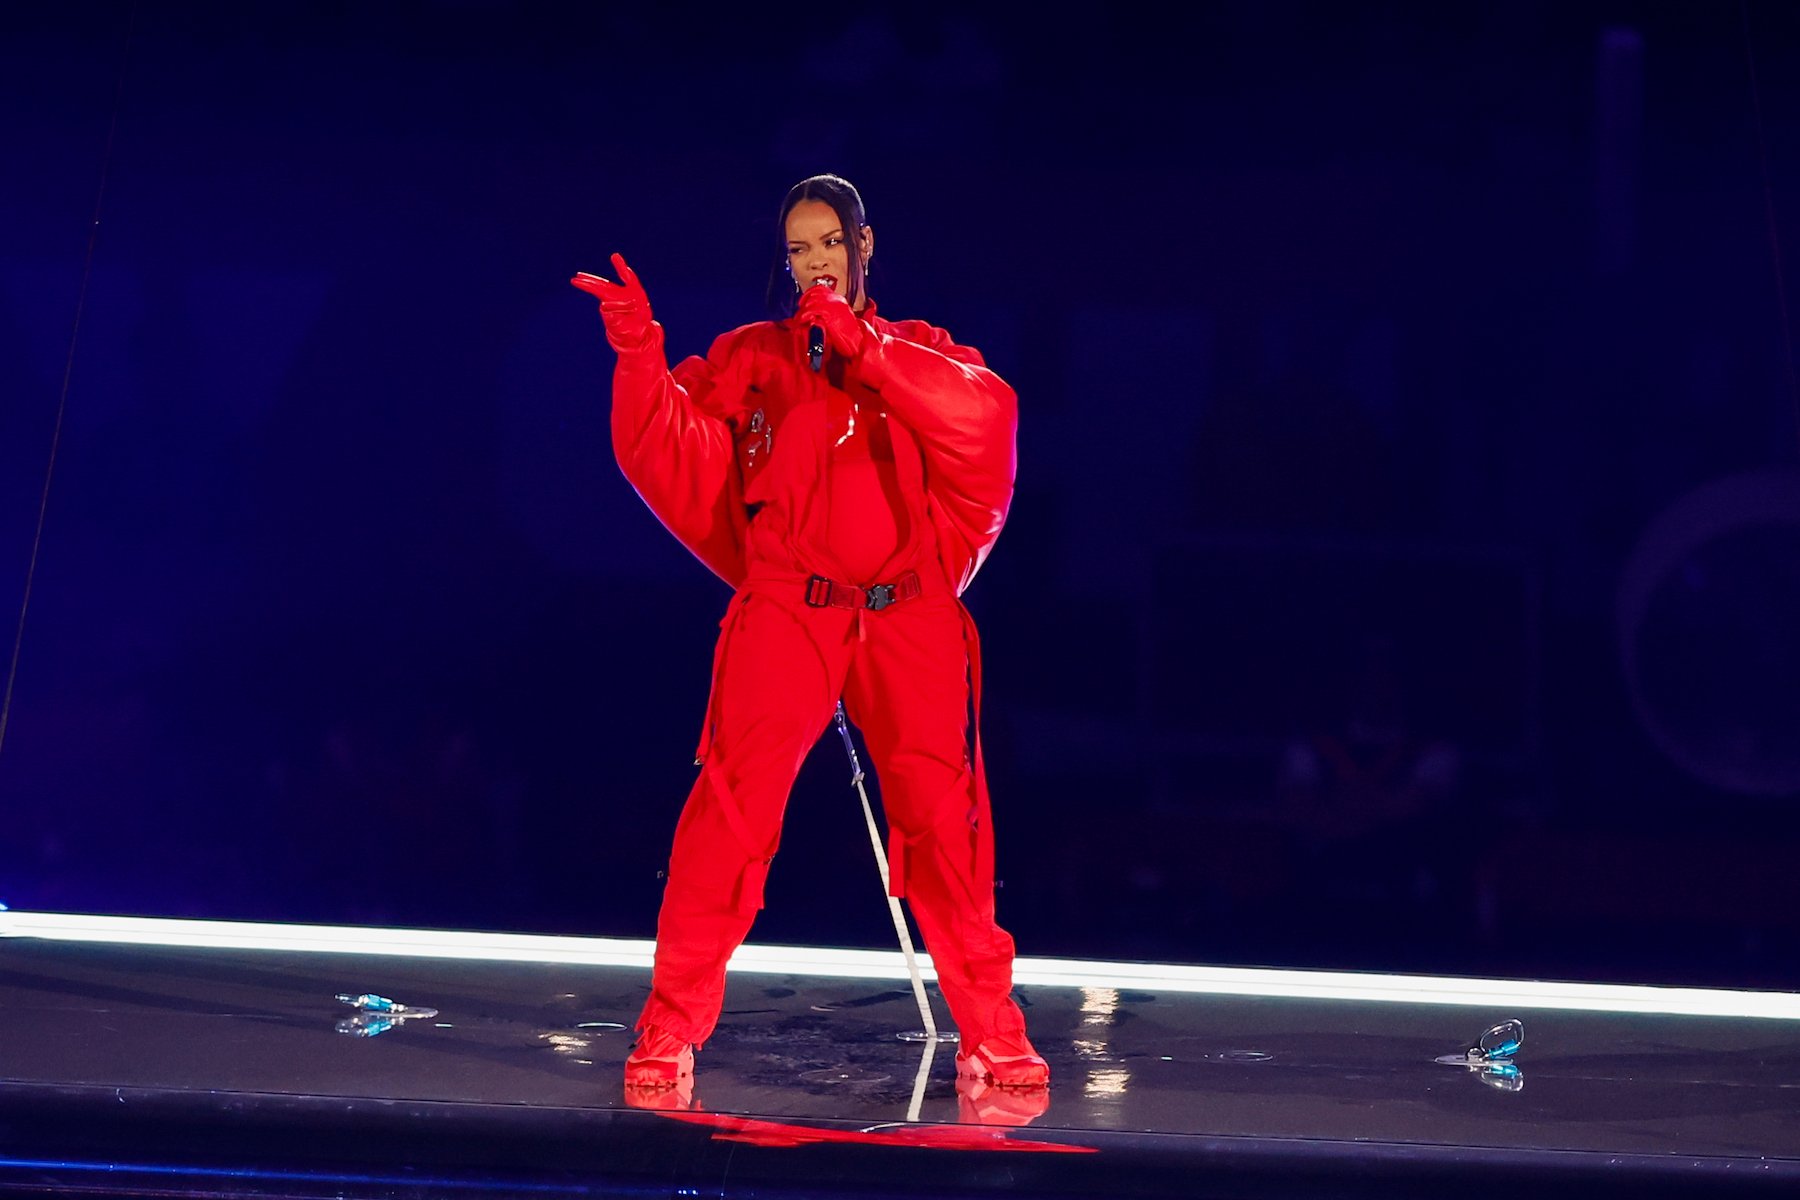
{"left": 0, "top": 911, "right": 1796, "bottom": 1198}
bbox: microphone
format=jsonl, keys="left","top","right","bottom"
{"left": 806, "top": 276, "right": 836, "bottom": 373}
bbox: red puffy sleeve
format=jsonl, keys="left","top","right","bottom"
{"left": 610, "top": 324, "right": 756, "bottom": 587}
{"left": 855, "top": 320, "right": 1019, "bottom": 593}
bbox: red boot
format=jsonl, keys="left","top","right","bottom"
{"left": 622, "top": 1072, "right": 696, "bottom": 1111}
{"left": 956, "top": 1073, "right": 1051, "bottom": 1125}
{"left": 624, "top": 1024, "right": 694, "bottom": 1091}
{"left": 956, "top": 1031, "right": 1049, "bottom": 1089}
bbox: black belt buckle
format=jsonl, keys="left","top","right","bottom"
{"left": 865, "top": 583, "right": 895, "bottom": 611}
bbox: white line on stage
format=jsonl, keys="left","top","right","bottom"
{"left": 3, "top": 910, "right": 1796, "bottom": 1020}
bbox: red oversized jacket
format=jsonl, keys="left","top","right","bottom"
{"left": 609, "top": 304, "right": 1018, "bottom": 593}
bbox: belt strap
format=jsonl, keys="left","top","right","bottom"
{"left": 804, "top": 570, "right": 922, "bottom": 612}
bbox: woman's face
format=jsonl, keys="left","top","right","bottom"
{"left": 785, "top": 199, "right": 873, "bottom": 308}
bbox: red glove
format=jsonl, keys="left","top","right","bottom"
{"left": 570, "top": 252, "right": 655, "bottom": 352}
{"left": 793, "top": 281, "right": 867, "bottom": 361}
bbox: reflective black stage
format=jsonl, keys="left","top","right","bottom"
{"left": 1, "top": 922, "right": 1796, "bottom": 1199}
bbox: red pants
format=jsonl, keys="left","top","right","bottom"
{"left": 636, "top": 572, "right": 1027, "bottom": 1050}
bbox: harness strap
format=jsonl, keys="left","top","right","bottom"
{"left": 804, "top": 570, "right": 922, "bottom": 611}
{"left": 883, "top": 600, "right": 993, "bottom": 908}
{"left": 964, "top": 602, "right": 997, "bottom": 907}
{"left": 700, "top": 758, "right": 774, "bottom": 916}
{"left": 691, "top": 591, "right": 780, "bottom": 916}
{"left": 694, "top": 591, "right": 749, "bottom": 767}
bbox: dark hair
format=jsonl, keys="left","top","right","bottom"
{"left": 765, "top": 173, "right": 870, "bottom": 317}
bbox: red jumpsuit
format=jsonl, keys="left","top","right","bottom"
{"left": 611, "top": 301, "right": 1027, "bottom": 1053}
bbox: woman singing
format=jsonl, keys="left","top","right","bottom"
{"left": 571, "top": 174, "right": 1048, "bottom": 1095}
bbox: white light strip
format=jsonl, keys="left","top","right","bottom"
{"left": 2, "top": 910, "right": 1796, "bottom": 1020}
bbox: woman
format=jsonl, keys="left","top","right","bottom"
{"left": 571, "top": 174, "right": 1047, "bottom": 1094}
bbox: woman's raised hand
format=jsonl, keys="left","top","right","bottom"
{"left": 794, "top": 280, "right": 867, "bottom": 360}
{"left": 571, "top": 253, "right": 655, "bottom": 352}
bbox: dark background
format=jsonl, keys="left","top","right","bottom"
{"left": 3, "top": 1, "right": 1798, "bottom": 989}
